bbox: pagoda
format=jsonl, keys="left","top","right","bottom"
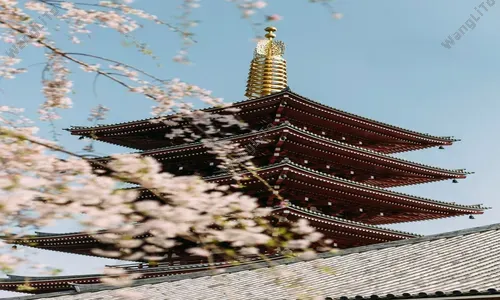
{"left": 1, "top": 27, "right": 486, "bottom": 294}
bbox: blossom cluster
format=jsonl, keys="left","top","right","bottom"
{"left": 0, "top": 0, "right": 337, "bottom": 291}
{"left": 39, "top": 54, "right": 72, "bottom": 121}
{"left": 0, "top": 56, "right": 26, "bottom": 79}
{"left": 0, "top": 107, "right": 326, "bottom": 280}
{"left": 88, "top": 104, "right": 110, "bottom": 123}
{"left": 25, "top": 0, "right": 158, "bottom": 36}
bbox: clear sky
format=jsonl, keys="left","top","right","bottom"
{"left": 1, "top": 0, "right": 500, "bottom": 297}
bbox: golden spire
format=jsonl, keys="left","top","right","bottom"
{"left": 245, "top": 27, "right": 288, "bottom": 99}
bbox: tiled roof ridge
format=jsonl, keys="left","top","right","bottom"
{"left": 66, "top": 90, "right": 456, "bottom": 142}
{"left": 320, "top": 222, "right": 500, "bottom": 258}
{"left": 202, "top": 160, "right": 487, "bottom": 211}
{"left": 93, "top": 122, "right": 469, "bottom": 176}
{"left": 10, "top": 286, "right": 500, "bottom": 300}
{"left": 13, "top": 222, "right": 499, "bottom": 300}
{"left": 0, "top": 254, "right": 286, "bottom": 284}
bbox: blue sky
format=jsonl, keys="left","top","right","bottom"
{"left": 1, "top": 0, "right": 500, "bottom": 297}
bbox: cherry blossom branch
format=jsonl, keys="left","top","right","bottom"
{"left": 2, "top": 4, "right": 286, "bottom": 216}
{"left": 36, "top": 0, "right": 193, "bottom": 36}
{"left": 65, "top": 52, "right": 167, "bottom": 82}
{"left": 0, "top": 127, "right": 173, "bottom": 207}
{"left": 0, "top": 19, "right": 131, "bottom": 87}
{"left": 5, "top": 22, "right": 278, "bottom": 200}
{"left": 0, "top": 1, "right": 334, "bottom": 282}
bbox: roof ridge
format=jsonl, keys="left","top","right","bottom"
{"left": 8, "top": 223, "right": 500, "bottom": 300}
{"left": 318, "top": 222, "right": 500, "bottom": 258}
{"left": 50, "top": 223, "right": 500, "bottom": 298}
{"left": 0, "top": 254, "right": 286, "bottom": 283}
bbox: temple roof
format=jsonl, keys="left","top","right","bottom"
{"left": 67, "top": 91, "right": 458, "bottom": 153}
{"left": 199, "top": 160, "right": 487, "bottom": 219}
{"left": 275, "top": 204, "right": 418, "bottom": 238}
{"left": 5, "top": 205, "right": 418, "bottom": 259}
{"left": 91, "top": 122, "right": 469, "bottom": 187}
{"left": 12, "top": 223, "right": 500, "bottom": 300}
{"left": 0, "top": 255, "right": 287, "bottom": 294}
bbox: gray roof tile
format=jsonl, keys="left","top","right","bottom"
{"left": 10, "top": 223, "right": 500, "bottom": 300}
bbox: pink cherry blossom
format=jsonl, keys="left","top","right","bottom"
{"left": 0, "top": 0, "right": 335, "bottom": 290}
{"left": 266, "top": 14, "right": 283, "bottom": 21}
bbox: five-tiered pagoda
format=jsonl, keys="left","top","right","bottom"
{"left": 0, "top": 27, "right": 487, "bottom": 294}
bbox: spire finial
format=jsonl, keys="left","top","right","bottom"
{"left": 245, "top": 27, "right": 288, "bottom": 99}
{"left": 265, "top": 26, "right": 277, "bottom": 40}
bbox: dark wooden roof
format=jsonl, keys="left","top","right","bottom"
{"left": 204, "top": 160, "right": 483, "bottom": 215}
{"left": 90, "top": 123, "right": 470, "bottom": 188}
{"left": 5, "top": 206, "right": 418, "bottom": 259}
{"left": 67, "top": 91, "right": 457, "bottom": 153}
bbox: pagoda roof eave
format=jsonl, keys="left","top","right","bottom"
{"left": 284, "top": 91, "right": 459, "bottom": 143}
{"left": 2, "top": 230, "right": 107, "bottom": 240}
{"left": 201, "top": 160, "right": 488, "bottom": 213}
{"left": 64, "top": 92, "right": 282, "bottom": 131}
{"left": 5, "top": 205, "right": 418, "bottom": 245}
{"left": 0, "top": 273, "right": 101, "bottom": 282}
{"left": 1, "top": 231, "right": 117, "bottom": 262}
{"left": 4, "top": 240, "right": 107, "bottom": 258}
{"left": 66, "top": 90, "right": 458, "bottom": 145}
{"left": 93, "top": 122, "right": 470, "bottom": 178}
{"left": 275, "top": 205, "right": 420, "bottom": 238}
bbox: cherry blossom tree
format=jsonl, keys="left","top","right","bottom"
{"left": 0, "top": 0, "right": 340, "bottom": 290}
